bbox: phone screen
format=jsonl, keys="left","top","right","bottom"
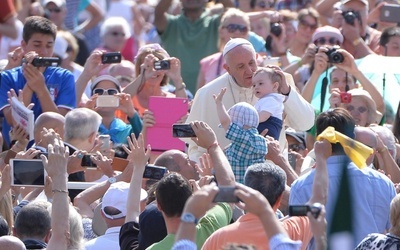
{"left": 288, "top": 205, "right": 309, "bottom": 217}
{"left": 213, "top": 186, "right": 239, "bottom": 203}
{"left": 81, "top": 155, "right": 97, "bottom": 168}
{"left": 172, "top": 124, "right": 196, "bottom": 138}
{"left": 11, "top": 159, "right": 46, "bottom": 187}
{"left": 143, "top": 165, "right": 167, "bottom": 180}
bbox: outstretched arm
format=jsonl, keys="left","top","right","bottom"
{"left": 213, "top": 88, "right": 231, "bottom": 131}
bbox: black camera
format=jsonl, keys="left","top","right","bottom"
{"left": 270, "top": 23, "right": 282, "bottom": 37}
{"left": 325, "top": 47, "right": 344, "bottom": 64}
{"left": 342, "top": 10, "right": 361, "bottom": 26}
{"left": 31, "top": 57, "right": 60, "bottom": 67}
{"left": 265, "top": 23, "right": 282, "bottom": 51}
{"left": 154, "top": 60, "right": 170, "bottom": 70}
{"left": 288, "top": 203, "right": 322, "bottom": 218}
{"left": 101, "top": 52, "right": 122, "bottom": 64}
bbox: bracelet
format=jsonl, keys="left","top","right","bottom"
{"left": 207, "top": 142, "right": 219, "bottom": 152}
{"left": 378, "top": 147, "right": 388, "bottom": 154}
{"left": 297, "top": 60, "right": 303, "bottom": 67}
{"left": 175, "top": 82, "right": 186, "bottom": 92}
{"left": 52, "top": 189, "right": 68, "bottom": 194}
{"left": 352, "top": 37, "right": 363, "bottom": 47}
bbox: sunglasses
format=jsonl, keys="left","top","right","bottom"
{"left": 93, "top": 88, "right": 119, "bottom": 95}
{"left": 299, "top": 19, "right": 318, "bottom": 30}
{"left": 314, "top": 37, "right": 340, "bottom": 46}
{"left": 346, "top": 105, "right": 368, "bottom": 114}
{"left": 46, "top": 8, "right": 61, "bottom": 13}
{"left": 223, "top": 24, "right": 248, "bottom": 34}
{"left": 289, "top": 144, "right": 305, "bottom": 152}
{"left": 257, "top": 1, "right": 274, "bottom": 8}
{"left": 110, "top": 31, "right": 126, "bottom": 37}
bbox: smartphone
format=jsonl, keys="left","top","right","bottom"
{"left": 143, "top": 164, "right": 167, "bottom": 180}
{"left": 33, "top": 152, "right": 49, "bottom": 160}
{"left": 380, "top": 4, "right": 400, "bottom": 23}
{"left": 112, "top": 157, "right": 129, "bottom": 172}
{"left": 81, "top": 154, "right": 97, "bottom": 168}
{"left": 31, "top": 57, "right": 60, "bottom": 67}
{"left": 288, "top": 153, "right": 296, "bottom": 169}
{"left": 10, "top": 159, "right": 46, "bottom": 187}
{"left": 154, "top": 60, "right": 170, "bottom": 70}
{"left": 96, "top": 95, "right": 120, "bottom": 108}
{"left": 101, "top": 52, "right": 122, "bottom": 64}
{"left": 98, "top": 135, "right": 111, "bottom": 151}
{"left": 172, "top": 124, "right": 196, "bottom": 138}
{"left": 288, "top": 203, "right": 322, "bottom": 218}
{"left": 213, "top": 186, "right": 240, "bottom": 203}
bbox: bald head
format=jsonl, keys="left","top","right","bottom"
{"left": 0, "top": 236, "right": 26, "bottom": 250}
{"left": 34, "top": 112, "right": 65, "bottom": 143}
{"left": 154, "top": 150, "right": 199, "bottom": 180}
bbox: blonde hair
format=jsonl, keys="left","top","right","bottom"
{"left": 58, "top": 30, "right": 79, "bottom": 61}
{"left": 390, "top": 194, "right": 400, "bottom": 236}
{"left": 0, "top": 191, "right": 14, "bottom": 233}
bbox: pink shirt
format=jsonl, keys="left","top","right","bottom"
{"left": 199, "top": 52, "right": 226, "bottom": 86}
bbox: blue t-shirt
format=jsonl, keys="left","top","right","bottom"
{"left": 0, "top": 66, "right": 76, "bottom": 145}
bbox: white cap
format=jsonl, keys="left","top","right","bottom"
{"left": 222, "top": 38, "right": 253, "bottom": 57}
{"left": 227, "top": 102, "right": 259, "bottom": 128}
{"left": 53, "top": 35, "right": 68, "bottom": 59}
{"left": 42, "top": 0, "right": 66, "bottom": 7}
{"left": 90, "top": 75, "right": 121, "bottom": 92}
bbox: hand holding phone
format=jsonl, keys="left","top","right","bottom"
{"left": 172, "top": 124, "right": 196, "bottom": 138}
{"left": 213, "top": 186, "right": 240, "bottom": 203}
{"left": 81, "top": 154, "right": 97, "bottom": 168}
{"left": 96, "top": 95, "right": 120, "bottom": 108}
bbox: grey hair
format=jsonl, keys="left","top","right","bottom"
{"left": 64, "top": 108, "right": 102, "bottom": 141}
{"left": 100, "top": 17, "right": 131, "bottom": 39}
{"left": 369, "top": 125, "right": 397, "bottom": 158}
{"left": 244, "top": 162, "right": 286, "bottom": 207}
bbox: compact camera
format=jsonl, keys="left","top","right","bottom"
{"left": 342, "top": 10, "right": 361, "bottom": 26}
{"left": 340, "top": 92, "right": 352, "bottom": 103}
{"left": 288, "top": 203, "right": 322, "bottom": 218}
{"left": 101, "top": 52, "right": 122, "bottom": 64}
{"left": 31, "top": 57, "right": 60, "bottom": 67}
{"left": 326, "top": 48, "right": 344, "bottom": 64}
{"left": 154, "top": 60, "right": 170, "bottom": 70}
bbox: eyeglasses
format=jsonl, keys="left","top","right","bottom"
{"left": 223, "top": 24, "right": 248, "bottom": 34}
{"left": 257, "top": 1, "right": 274, "bottom": 8}
{"left": 346, "top": 105, "right": 368, "bottom": 114}
{"left": 110, "top": 31, "right": 126, "bottom": 37}
{"left": 314, "top": 37, "right": 340, "bottom": 46}
{"left": 46, "top": 8, "right": 61, "bottom": 13}
{"left": 299, "top": 19, "right": 318, "bottom": 30}
{"left": 289, "top": 144, "right": 305, "bottom": 152}
{"left": 93, "top": 88, "right": 119, "bottom": 95}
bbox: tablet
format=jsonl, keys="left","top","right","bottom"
{"left": 10, "top": 159, "right": 47, "bottom": 187}
{"left": 147, "top": 96, "right": 188, "bottom": 151}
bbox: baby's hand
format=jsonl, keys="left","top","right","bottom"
{"left": 213, "top": 88, "right": 227, "bottom": 105}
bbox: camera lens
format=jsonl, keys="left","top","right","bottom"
{"left": 330, "top": 52, "right": 344, "bottom": 63}
{"left": 270, "top": 23, "right": 282, "bottom": 37}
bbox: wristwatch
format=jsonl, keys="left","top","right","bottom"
{"left": 180, "top": 213, "right": 198, "bottom": 225}
{"left": 108, "top": 177, "right": 117, "bottom": 184}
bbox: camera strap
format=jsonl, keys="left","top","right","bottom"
{"left": 320, "top": 66, "right": 329, "bottom": 112}
{"left": 345, "top": 72, "right": 349, "bottom": 92}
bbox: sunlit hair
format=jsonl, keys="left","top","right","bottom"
{"left": 64, "top": 108, "right": 102, "bottom": 141}
{"left": 0, "top": 191, "right": 13, "bottom": 234}
{"left": 253, "top": 67, "right": 282, "bottom": 92}
{"left": 100, "top": 17, "right": 131, "bottom": 39}
{"left": 390, "top": 194, "right": 400, "bottom": 236}
{"left": 58, "top": 30, "right": 79, "bottom": 61}
{"left": 134, "top": 47, "right": 169, "bottom": 86}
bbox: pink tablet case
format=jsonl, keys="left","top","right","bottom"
{"left": 147, "top": 96, "right": 188, "bottom": 151}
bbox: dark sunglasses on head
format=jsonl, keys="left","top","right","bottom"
{"left": 110, "top": 31, "right": 126, "bottom": 37}
{"left": 223, "top": 24, "right": 248, "bottom": 34}
{"left": 346, "top": 105, "right": 368, "bottom": 114}
{"left": 257, "top": 1, "right": 274, "bottom": 8}
{"left": 46, "top": 8, "right": 61, "bottom": 13}
{"left": 299, "top": 19, "right": 318, "bottom": 30}
{"left": 314, "top": 37, "right": 340, "bottom": 46}
{"left": 289, "top": 144, "right": 305, "bottom": 152}
{"left": 93, "top": 88, "right": 119, "bottom": 95}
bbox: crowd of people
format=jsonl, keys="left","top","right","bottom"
{"left": 0, "top": 0, "right": 400, "bottom": 249}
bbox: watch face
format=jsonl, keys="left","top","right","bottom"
{"left": 109, "top": 177, "right": 116, "bottom": 184}
{"left": 181, "top": 213, "right": 196, "bottom": 224}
